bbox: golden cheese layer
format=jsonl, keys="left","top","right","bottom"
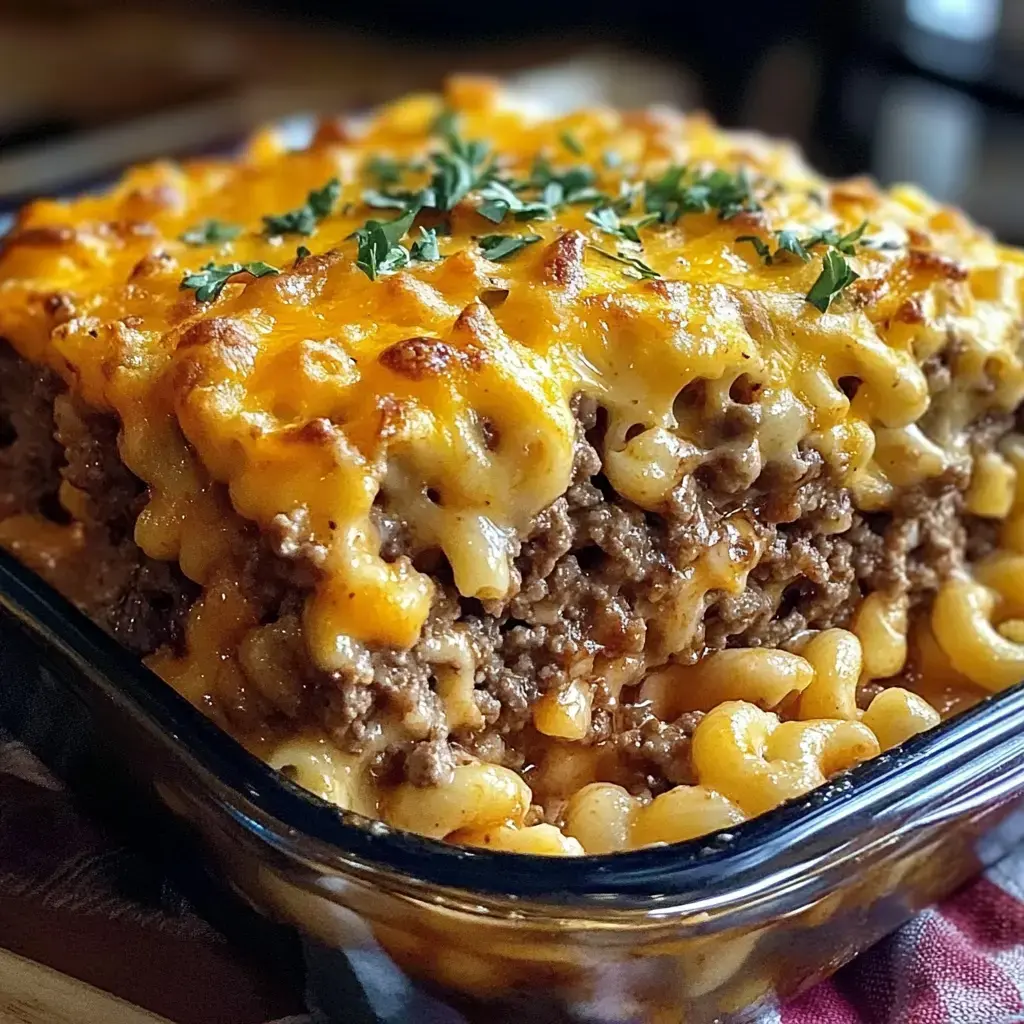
{"left": 2, "top": 77, "right": 1024, "bottom": 687}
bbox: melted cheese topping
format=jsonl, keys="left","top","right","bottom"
{"left": 3, "top": 77, "right": 1024, "bottom": 682}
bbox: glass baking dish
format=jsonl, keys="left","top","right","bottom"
{"left": 5, "top": 106, "right": 1024, "bottom": 1020}
{"left": 2, "top": 545, "right": 1024, "bottom": 1024}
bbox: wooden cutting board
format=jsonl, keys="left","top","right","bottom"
{"left": 0, "top": 947, "right": 174, "bottom": 1024}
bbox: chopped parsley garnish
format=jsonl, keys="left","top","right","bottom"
{"left": 365, "top": 155, "right": 404, "bottom": 186}
{"left": 775, "top": 229, "right": 811, "bottom": 262}
{"left": 263, "top": 178, "right": 341, "bottom": 236}
{"left": 351, "top": 206, "right": 420, "bottom": 280}
{"left": 806, "top": 249, "right": 859, "bottom": 312}
{"left": 586, "top": 206, "right": 659, "bottom": 243}
{"left": 801, "top": 220, "right": 867, "bottom": 256}
{"left": 179, "top": 219, "right": 242, "bottom": 246}
{"left": 735, "top": 220, "right": 869, "bottom": 310}
{"left": 736, "top": 235, "right": 773, "bottom": 263}
{"left": 308, "top": 179, "right": 340, "bottom": 219}
{"left": 361, "top": 126, "right": 494, "bottom": 220}
{"left": 428, "top": 139, "right": 493, "bottom": 212}
{"left": 476, "top": 180, "right": 554, "bottom": 224}
{"left": 528, "top": 159, "right": 601, "bottom": 205}
{"left": 295, "top": 245, "right": 311, "bottom": 260}
{"left": 349, "top": 125, "right": 496, "bottom": 277}
{"left": 737, "top": 230, "right": 811, "bottom": 265}
{"left": 478, "top": 233, "right": 542, "bottom": 261}
{"left": 410, "top": 226, "right": 441, "bottom": 262}
{"left": 560, "top": 130, "right": 584, "bottom": 156}
{"left": 590, "top": 245, "right": 661, "bottom": 280}
{"left": 180, "top": 261, "right": 279, "bottom": 302}
{"left": 431, "top": 108, "right": 459, "bottom": 142}
{"left": 362, "top": 189, "right": 413, "bottom": 211}
{"left": 645, "top": 165, "right": 762, "bottom": 223}
{"left": 861, "top": 236, "right": 902, "bottom": 251}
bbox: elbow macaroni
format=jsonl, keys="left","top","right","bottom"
{"left": 692, "top": 701, "right": 879, "bottom": 817}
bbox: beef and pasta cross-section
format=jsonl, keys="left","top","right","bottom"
{"left": 2, "top": 76, "right": 1024, "bottom": 853}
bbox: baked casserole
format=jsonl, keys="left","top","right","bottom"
{"left": 2, "top": 76, "right": 1023, "bottom": 856}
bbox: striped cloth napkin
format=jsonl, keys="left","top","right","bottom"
{"left": 782, "top": 845, "right": 1024, "bottom": 1024}
{"left": 2, "top": 725, "right": 1024, "bottom": 1024}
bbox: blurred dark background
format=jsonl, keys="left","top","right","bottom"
{"left": 2, "top": 0, "right": 1024, "bottom": 239}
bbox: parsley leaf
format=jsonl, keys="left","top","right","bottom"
{"left": 586, "top": 206, "right": 622, "bottom": 236}
{"left": 428, "top": 131, "right": 493, "bottom": 212}
{"left": 308, "top": 179, "right": 341, "bottom": 219}
{"left": 644, "top": 165, "right": 688, "bottom": 222}
{"left": 179, "top": 219, "right": 242, "bottom": 246}
{"left": 478, "top": 233, "right": 542, "bottom": 261}
{"left": 263, "top": 205, "right": 316, "bottom": 236}
{"left": 861, "top": 235, "right": 902, "bottom": 251}
{"left": 586, "top": 206, "right": 658, "bottom": 244}
{"left": 736, "top": 235, "right": 773, "bottom": 263}
{"left": 589, "top": 245, "right": 661, "bottom": 280}
{"left": 802, "top": 220, "right": 868, "bottom": 256}
{"left": 737, "top": 229, "right": 812, "bottom": 265}
{"left": 477, "top": 180, "right": 555, "bottom": 224}
{"left": 431, "top": 108, "right": 459, "bottom": 142}
{"left": 363, "top": 189, "right": 414, "bottom": 210}
{"left": 180, "top": 261, "right": 279, "bottom": 302}
{"left": 529, "top": 160, "right": 600, "bottom": 205}
{"left": 410, "top": 226, "right": 441, "bottom": 262}
{"left": 806, "top": 249, "right": 859, "bottom": 312}
{"left": 295, "top": 245, "right": 311, "bottom": 260}
{"left": 833, "top": 220, "right": 868, "bottom": 254}
{"left": 366, "top": 155, "right": 404, "bottom": 186}
{"left": 646, "top": 165, "right": 762, "bottom": 224}
{"left": 428, "top": 150, "right": 477, "bottom": 212}
{"left": 263, "top": 178, "right": 341, "bottom": 236}
{"left": 560, "top": 130, "right": 584, "bottom": 156}
{"left": 775, "top": 229, "right": 811, "bottom": 262}
{"left": 620, "top": 215, "right": 660, "bottom": 243}
{"left": 351, "top": 205, "right": 419, "bottom": 280}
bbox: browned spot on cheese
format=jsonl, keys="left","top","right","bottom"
{"left": 100, "top": 220, "right": 158, "bottom": 240}
{"left": 379, "top": 336, "right": 459, "bottom": 380}
{"left": 849, "top": 277, "right": 888, "bottom": 307}
{"left": 831, "top": 178, "right": 879, "bottom": 206}
{"left": 895, "top": 296, "right": 925, "bottom": 324}
{"left": 284, "top": 417, "right": 339, "bottom": 445}
{"left": 130, "top": 252, "right": 175, "bottom": 279}
{"left": 176, "top": 318, "right": 260, "bottom": 379}
{"left": 907, "top": 249, "right": 968, "bottom": 282}
{"left": 311, "top": 117, "right": 357, "bottom": 146}
{"left": 3, "top": 226, "right": 76, "bottom": 249}
{"left": 648, "top": 279, "right": 689, "bottom": 303}
{"left": 448, "top": 300, "right": 495, "bottom": 369}
{"left": 42, "top": 292, "right": 76, "bottom": 324}
{"left": 542, "top": 231, "right": 587, "bottom": 293}
{"left": 121, "top": 185, "right": 183, "bottom": 219}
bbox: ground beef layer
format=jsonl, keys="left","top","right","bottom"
{"left": 0, "top": 338, "right": 1002, "bottom": 796}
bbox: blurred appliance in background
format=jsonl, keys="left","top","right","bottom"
{"left": 1, "top": 0, "right": 1024, "bottom": 240}
{"left": 842, "top": 0, "right": 1024, "bottom": 239}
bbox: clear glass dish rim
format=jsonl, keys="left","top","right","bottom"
{"left": 4, "top": 547, "right": 1024, "bottom": 915}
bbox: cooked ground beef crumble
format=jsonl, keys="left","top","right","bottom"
{"left": 0, "top": 335, "right": 1003, "bottom": 794}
